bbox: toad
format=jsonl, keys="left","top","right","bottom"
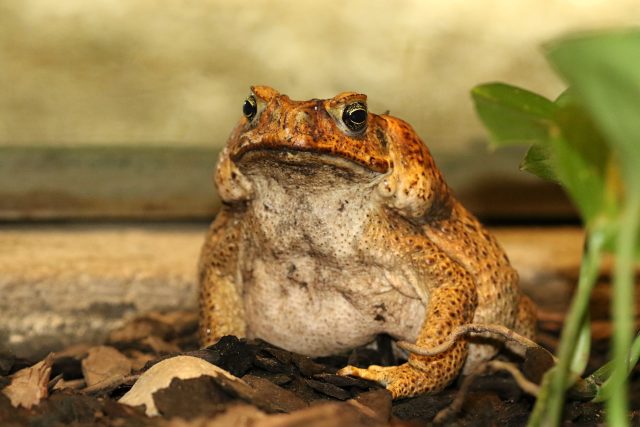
{"left": 198, "top": 86, "right": 536, "bottom": 399}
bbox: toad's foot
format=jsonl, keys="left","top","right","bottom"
{"left": 337, "top": 363, "right": 449, "bottom": 399}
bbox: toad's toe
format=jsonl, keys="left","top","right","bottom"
{"left": 338, "top": 363, "right": 437, "bottom": 399}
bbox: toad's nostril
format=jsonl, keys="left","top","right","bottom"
{"left": 295, "top": 110, "right": 313, "bottom": 128}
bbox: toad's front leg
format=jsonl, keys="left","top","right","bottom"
{"left": 198, "top": 209, "right": 246, "bottom": 347}
{"left": 338, "top": 261, "right": 477, "bottom": 399}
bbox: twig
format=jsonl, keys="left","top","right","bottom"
{"left": 433, "top": 360, "right": 540, "bottom": 424}
{"left": 397, "top": 323, "right": 553, "bottom": 361}
{"left": 47, "top": 373, "right": 63, "bottom": 391}
{"left": 433, "top": 364, "right": 488, "bottom": 424}
{"left": 80, "top": 374, "right": 140, "bottom": 395}
{"left": 488, "top": 360, "right": 541, "bottom": 396}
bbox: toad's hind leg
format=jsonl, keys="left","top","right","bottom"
{"left": 514, "top": 294, "right": 537, "bottom": 341}
{"left": 338, "top": 280, "right": 477, "bottom": 399}
{"left": 198, "top": 209, "right": 246, "bottom": 347}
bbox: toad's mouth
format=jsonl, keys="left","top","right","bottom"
{"left": 231, "top": 139, "right": 389, "bottom": 174}
{"left": 234, "top": 148, "right": 387, "bottom": 183}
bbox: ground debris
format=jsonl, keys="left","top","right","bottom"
{"left": 313, "top": 372, "right": 379, "bottom": 389}
{"left": 153, "top": 376, "right": 233, "bottom": 419}
{"left": 1, "top": 308, "right": 636, "bottom": 426}
{"left": 119, "top": 355, "right": 250, "bottom": 416}
{"left": 1, "top": 353, "right": 53, "bottom": 409}
{"left": 156, "top": 404, "right": 267, "bottom": 427}
{"left": 304, "top": 378, "right": 352, "bottom": 400}
{"left": 242, "top": 374, "right": 308, "bottom": 413}
{"left": 107, "top": 310, "right": 198, "bottom": 355}
{"left": 82, "top": 345, "right": 133, "bottom": 388}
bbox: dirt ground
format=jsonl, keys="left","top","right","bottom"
{"left": 1, "top": 306, "right": 639, "bottom": 427}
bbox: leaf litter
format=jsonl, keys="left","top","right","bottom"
{"left": 0, "top": 309, "right": 637, "bottom": 426}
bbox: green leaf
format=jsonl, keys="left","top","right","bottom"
{"left": 593, "top": 331, "right": 640, "bottom": 401}
{"left": 471, "top": 83, "right": 557, "bottom": 147}
{"left": 548, "top": 94, "right": 617, "bottom": 230}
{"left": 520, "top": 143, "right": 557, "bottom": 182}
{"left": 546, "top": 30, "right": 640, "bottom": 185}
{"left": 546, "top": 30, "right": 640, "bottom": 426}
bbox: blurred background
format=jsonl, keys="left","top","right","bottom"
{"left": 2, "top": 0, "right": 639, "bottom": 220}
{"left": 1, "top": 0, "right": 639, "bottom": 357}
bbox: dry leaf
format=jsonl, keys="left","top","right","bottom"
{"left": 2, "top": 354, "right": 53, "bottom": 409}
{"left": 81, "top": 346, "right": 132, "bottom": 387}
{"left": 119, "top": 355, "right": 251, "bottom": 416}
{"left": 142, "top": 335, "right": 181, "bottom": 354}
{"left": 128, "top": 349, "right": 157, "bottom": 371}
{"left": 156, "top": 404, "right": 267, "bottom": 427}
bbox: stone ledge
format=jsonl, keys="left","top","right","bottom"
{"left": 0, "top": 224, "right": 584, "bottom": 358}
{"left": 0, "top": 223, "right": 205, "bottom": 358}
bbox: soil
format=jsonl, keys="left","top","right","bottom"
{"left": 1, "top": 310, "right": 638, "bottom": 427}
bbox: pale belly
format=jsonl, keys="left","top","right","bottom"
{"left": 242, "top": 255, "right": 426, "bottom": 356}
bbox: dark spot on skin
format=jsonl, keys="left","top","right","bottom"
{"left": 374, "top": 314, "right": 386, "bottom": 322}
{"left": 374, "top": 303, "right": 387, "bottom": 311}
{"left": 338, "top": 202, "right": 345, "bottom": 212}
{"left": 376, "top": 128, "right": 388, "bottom": 149}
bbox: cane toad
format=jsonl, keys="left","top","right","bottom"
{"left": 198, "top": 86, "right": 536, "bottom": 399}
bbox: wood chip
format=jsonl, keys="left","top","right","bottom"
{"left": 242, "top": 375, "right": 308, "bottom": 413}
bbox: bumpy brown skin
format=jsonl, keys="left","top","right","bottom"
{"left": 199, "top": 86, "right": 536, "bottom": 399}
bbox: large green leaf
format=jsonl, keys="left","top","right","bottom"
{"left": 471, "top": 83, "right": 557, "bottom": 147}
{"left": 546, "top": 30, "right": 640, "bottom": 185}
{"left": 546, "top": 31, "right": 640, "bottom": 252}
{"left": 549, "top": 93, "right": 617, "bottom": 229}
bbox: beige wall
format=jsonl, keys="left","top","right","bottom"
{"left": 1, "top": 0, "right": 639, "bottom": 154}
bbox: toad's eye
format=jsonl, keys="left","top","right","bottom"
{"left": 242, "top": 95, "right": 257, "bottom": 121}
{"left": 342, "top": 102, "right": 368, "bottom": 132}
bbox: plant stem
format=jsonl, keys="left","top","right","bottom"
{"left": 528, "top": 231, "right": 604, "bottom": 427}
{"left": 591, "top": 331, "right": 640, "bottom": 401}
{"left": 606, "top": 193, "right": 640, "bottom": 426}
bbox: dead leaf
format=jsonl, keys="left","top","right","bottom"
{"left": 2, "top": 354, "right": 53, "bottom": 409}
{"left": 142, "top": 335, "right": 181, "bottom": 354}
{"left": 107, "top": 310, "right": 197, "bottom": 345}
{"left": 254, "top": 401, "right": 387, "bottom": 427}
{"left": 81, "top": 346, "right": 132, "bottom": 387}
{"left": 119, "top": 355, "right": 252, "bottom": 416}
{"left": 155, "top": 403, "right": 267, "bottom": 427}
{"left": 52, "top": 378, "right": 85, "bottom": 391}
{"left": 128, "top": 349, "right": 156, "bottom": 371}
{"left": 523, "top": 346, "right": 556, "bottom": 384}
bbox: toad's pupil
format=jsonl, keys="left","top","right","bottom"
{"left": 349, "top": 108, "right": 367, "bottom": 124}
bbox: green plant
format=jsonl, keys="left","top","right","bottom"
{"left": 471, "top": 30, "right": 640, "bottom": 427}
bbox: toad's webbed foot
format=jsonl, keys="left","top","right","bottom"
{"left": 337, "top": 362, "right": 454, "bottom": 399}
